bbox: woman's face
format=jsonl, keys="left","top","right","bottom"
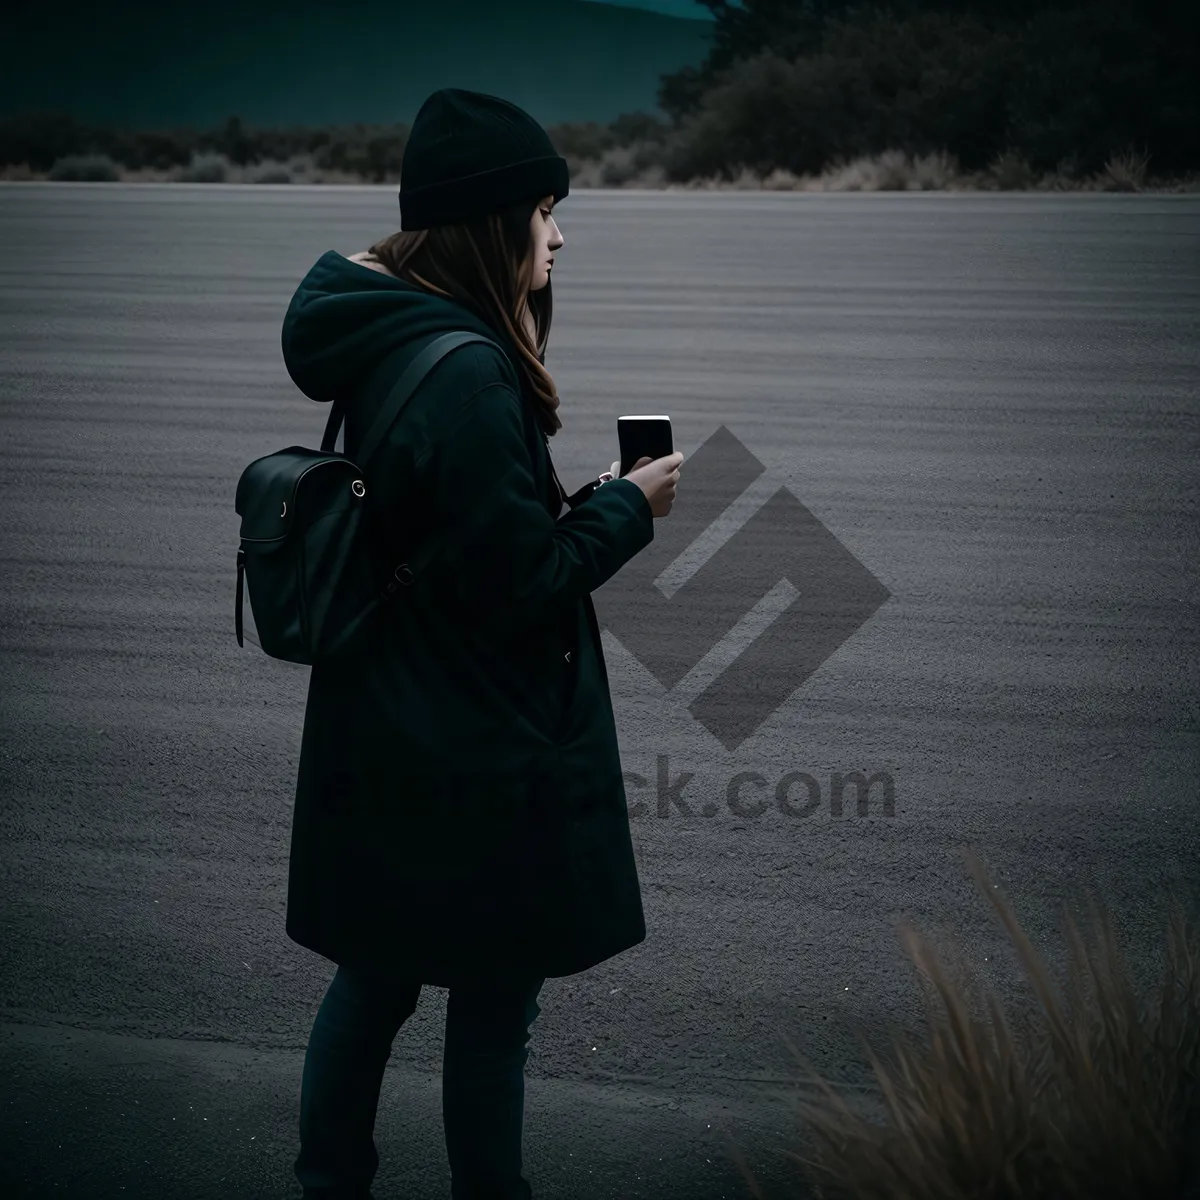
{"left": 528, "top": 193, "right": 563, "bottom": 292}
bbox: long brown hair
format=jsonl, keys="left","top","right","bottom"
{"left": 365, "top": 197, "right": 562, "bottom": 436}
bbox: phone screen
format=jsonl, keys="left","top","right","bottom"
{"left": 618, "top": 415, "right": 673, "bottom": 477}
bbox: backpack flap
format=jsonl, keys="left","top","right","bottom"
{"left": 235, "top": 446, "right": 351, "bottom": 542}
{"left": 234, "top": 446, "right": 368, "bottom": 659}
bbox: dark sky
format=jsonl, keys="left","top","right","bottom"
{"left": 579, "top": 0, "right": 718, "bottom": 15}
{"left": 2, "top": 0, "right": 716, "bottom": 129}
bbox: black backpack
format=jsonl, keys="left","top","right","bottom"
{"left": 234, "top": 330, "right": 504, "bottom": 665}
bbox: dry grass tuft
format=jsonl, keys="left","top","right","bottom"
{"left": 1100, "top": 147, "right": 1153, "bottom": 192}
{"left": 715, "top": 847, "right": 1200, "bottom": 1199}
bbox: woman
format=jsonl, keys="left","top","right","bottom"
{"left": 281, "top": 88, "right": 685, "bottom": 1200}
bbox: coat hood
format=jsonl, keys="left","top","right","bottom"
{"left": 281, "top": 250, "right": 525, "bottom": 404}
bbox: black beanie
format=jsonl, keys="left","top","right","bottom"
{"left": 399, "top": 88, "right": 570, "bottom": 231}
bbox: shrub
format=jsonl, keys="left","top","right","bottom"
{"left": 656, "top": 62, "right": 712, "bottom": 128}
{"left": 659, "top": 9, "right": 1017, "bottom": 184}
{"left": 0, "top": 112, "right": 91, "bottom": 171}
{"left": 546, "top": 119, "right": 618, "bottom": 162}
{"left": 48, "top": 153, "right": 119, "bottom": 181}
{"left": 599, "top": 144, "right": 642, "bottom": 187}
{"left": 1006, "top": 3, "right": 1200, "bottom": 176}
{"left": 608, "top": 110, "right": 671, "bottom": 147}
{"left": 176, "top": 152, "right": 229, "bottom": 183}
{"left": 249, "top": 163, "right": 292, "bottom": 184}
{"left": 907, "top": 148, "right": 959, "bottom": 191}
{"left": 110, "top": 128, "right": 196, "bottom": 171}
{"left": 311, "top": 126, "right": 406, "bottom": 182}
{"left": 251, "top": 124, "right": 342, "bottom": 165}
{"left": 1099, "top": 146, "right": 1152, "bottom": 192}
{"left": 215, "top": 115, "right": 253, "bottom": 165}
{"left": 657, "top": 0, "right": 1199, "bottom": 185}
{"left": 719, "top": 847, "right": 1200, "bottom": 1199}
{"left": 987, "top": 148, "right": 1040, "bottom": 190}
{"left": 286, "top": 153, "right": 315, "bottom": 178}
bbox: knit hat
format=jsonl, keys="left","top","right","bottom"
{"left": 399, "top": 89, "right": 570, "bottom": 231}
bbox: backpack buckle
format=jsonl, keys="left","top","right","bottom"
{"left": 380, "top": 562, "right": 414, "bottom": 603}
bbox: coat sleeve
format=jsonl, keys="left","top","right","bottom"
{"left": 426, "top": 380, "right": 655, "bottom": 637}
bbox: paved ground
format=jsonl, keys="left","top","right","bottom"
{"left": 1, "top": 183, "right": 1197, "bottom": 1199}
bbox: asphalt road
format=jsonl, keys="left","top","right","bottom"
{"left": 1, "top": 183, "right": 1198, "bottom": 1199}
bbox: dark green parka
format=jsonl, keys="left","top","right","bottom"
{"left": 280, "top": 251, "right": 655, "bottom": 987}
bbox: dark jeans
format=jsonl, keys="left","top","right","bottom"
{"left": 294, "top": 963, "right": 545, "bottom": 1199}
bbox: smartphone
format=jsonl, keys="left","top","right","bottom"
{"left": 618, "top": 415, "right": 673, "bottom": 478}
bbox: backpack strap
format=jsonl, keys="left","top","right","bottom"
{"left": 320, "top": 329, "right": 506, "bottom": 466}
{"left": 332, "top": 329, "right": 511, "bottom": 601}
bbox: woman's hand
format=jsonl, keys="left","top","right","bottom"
{"left": 611, "top": 453, "right": 684, "bottom": 518}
